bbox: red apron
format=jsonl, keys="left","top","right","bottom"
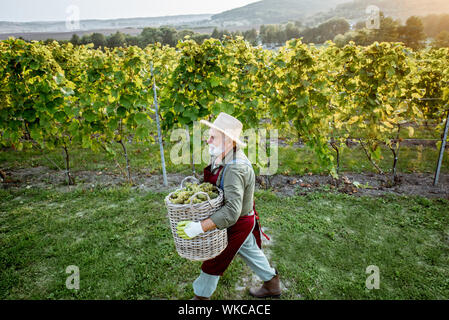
{"left": 201, "top": 164, "right": 270, "bottom": 276}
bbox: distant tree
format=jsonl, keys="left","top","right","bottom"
{"left": 140, "top": 27, "right": 162, "bottom": 47}
{"left": 334, "top": 34, "right": 347, "bottom": 47}
{"left": 210, "top": 28, "right": 232, "bottom": 40}
{"left": 124, "top": 34, "right": 140, "bottom": 47}
{"left": 243, "top": 28, "right": 258, "bottom": 45}
{"left": 177, "top": 29, "right": 195, "bottom": 42}
{"left": 334, "top": 28, "right": 373, "bottom": 47}
{"left": 233, "top": 30, "right": 243, "bottom": 38}
{"left": 434, "top": 15, "right": 449, "bottom": 36}
{"left": 107, "top": 31, "right": 126, "bottom": 48}
{"left": 44, "top": 38, "right": 56, "bottom": 45}
{"left": 285, "top": 22, "right": 301, "bottom": 41}
{"left": 301, "top": 18, "right": 350, "bottom": 44}
{"left": 432, "top": 30, "right": 449, "bottom": 48}
{"left": 259, "top": 25, "right": 267, "bottom": 43}
{"left": 327, "top": 18, "right": 350, "bottom": 37}
{"left": 335, "top": 14, "right": 430, "bottom": 48}
{"left": 70, "top": 34, "right": 80, "bottom": 45}
{"left": 351, "top": 28, "right": 373, "bottom": 46}
{"left": 260, "top": 24, "right": 284, "bottom": 45}
{"left": 191, "top": 33, "right": 209, "bottom": 44}
{"left": 421, "top": 13, "right": 449, "bottom": 37}
{"left": 211, "top": 27, "right": 221, "bottom": 39}
{"left": 159, "top": 26, "right": 178, "bottom": 46}
{"left": 90, "top": 33, "right": 107, "bottom": 49}
{"left": 371, "top": 13, "right": 401, "bottom": 43}
{"left": 80, "top": 34, "right": 92, "bottom": 45}
{"left": 136, "top": 27, "right": 212, "bottom": 47}
{"left": 354, "top": 20, "right": 366, "bottom": 30}
{"left": 398, "top": 16, "right": 426, "bottom": 49}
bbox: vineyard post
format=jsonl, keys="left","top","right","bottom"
{"left": 150, "top": 62, "right": 168, "bottom": 187}
{"left": 185, "top": 124, "right": 195, "bottom": 175}
{"left": 433, "top": 104, "right": 449, "bottom": 186}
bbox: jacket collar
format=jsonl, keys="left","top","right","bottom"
{"left": 211, "top": 146, "right": 247, "bottom": 170}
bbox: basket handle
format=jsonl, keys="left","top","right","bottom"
{"left": 180, "top": 176, "right": 199, "bottom": 189}
{"left": 188, "top": 191, "right": 213, "bottom": 211}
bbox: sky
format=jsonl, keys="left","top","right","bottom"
{"left": 0, "top": 0, "right": 259, "bottom": 22}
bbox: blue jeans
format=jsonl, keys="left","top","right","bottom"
{"left": 192, "top": 220, "right": 276, "bottom": 298}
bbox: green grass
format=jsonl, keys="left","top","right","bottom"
{"left": 1, "top": 187, "right": 448, "bottom": 299}
{"left": 259, "top": 191, "right": 449, "bottom": 299}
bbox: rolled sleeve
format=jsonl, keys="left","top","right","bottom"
{"left": 209, "top": 166, "right": 245, "bottom": 230}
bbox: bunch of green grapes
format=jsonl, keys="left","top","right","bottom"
{"left": 170, "top": 182, "right": 219, "bottom": 204}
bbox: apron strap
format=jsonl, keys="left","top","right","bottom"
{"left": 219, "top": 158, "right": 252, "bottom": 190}
{"left": 219, "top": 158, "right": 270, "bottom": 241}
{"left": 253, "top": 199, "right": 270, "bottom": 241}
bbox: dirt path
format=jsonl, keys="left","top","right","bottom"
{"left": 1, "top": 165, "right": 448, "bottom": 199}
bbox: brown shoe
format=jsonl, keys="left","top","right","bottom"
{"left": 191, "top": 295, "right": 210, "bottom": 300}
{"left": 249, "top": 270, "right": 281, "bottom": 299}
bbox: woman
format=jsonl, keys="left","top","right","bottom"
{"left": 176, "top": 112, "right": 281, "bottom": 300}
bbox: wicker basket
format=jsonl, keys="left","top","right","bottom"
{"left": 164, "top": 176, "right": 228, "bottom": 261}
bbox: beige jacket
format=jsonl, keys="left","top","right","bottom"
{"left": 206, "top": 147, "right": 255, "bottom": 230}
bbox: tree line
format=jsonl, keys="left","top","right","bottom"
{"left": 334, "top": 14, "right": 447, "bottom": 49}
{"left": 259, "top": 13, "right": 449, "bottom": 49}
{"left": 68, "top": 27, "right": 211, "bottom": 49}
{"left": 34, "top": 12, "right": 449, "bottom": 50}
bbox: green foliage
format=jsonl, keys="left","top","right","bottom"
{"left": 414, "top": 48, "right": 449, "bottom": 122}
{"left": 264, "top": 39, "right": 335, "bottom": 172}
{"left": 0, "top": 38, "right": 69, "bottom": 151}
{"left": 1, "top": 37, "right": 448, "bottom": 179}
{"left": 160, "top": 37, "right": 267, "bottom": 130}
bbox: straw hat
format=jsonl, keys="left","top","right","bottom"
{"left": 200, "top": 112, "right": 247, "bottom": 147}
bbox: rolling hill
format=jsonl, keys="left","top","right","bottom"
{"left": 211, "top": 0, "right": 349, "bottom": 25}
{"left": 0, "top": 14, "right": 212, "bottom": 34}
{"left": 309, "top": 0, "right": 449, "bottom": 25}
